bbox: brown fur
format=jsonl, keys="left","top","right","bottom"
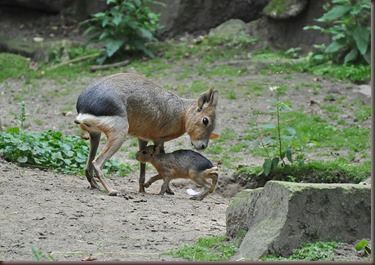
{"left": 136, "top": 145, "right": 218, "bottom": 201}
{"left": 75, "top": 73, "right": 219, "bottom": 195}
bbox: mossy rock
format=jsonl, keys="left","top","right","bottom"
{"left": 263, "top": 0, "right": 308, "bottom": 19}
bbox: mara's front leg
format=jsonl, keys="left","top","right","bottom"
{"left": 159, "top": 176, "right": 173, "bottom": 196}
{"left": 138, "top": 139, "right": 149, "bottom": 193}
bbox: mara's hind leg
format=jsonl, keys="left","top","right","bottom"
{"left": 189, "top": 177, "right": 211, "bottom": 201}
{"left": 206, "top": 167, "right": 219, "bottom": 193}
{"left": 92, "top": 128, "right": 127, "bottom": 196}
{"left": 85, "top": 132, "right": 101, "bottom": 189}
{"left": 190, "top": 168, "right": 218, "bottom": 201}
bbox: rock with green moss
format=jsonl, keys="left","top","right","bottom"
{"left": 226, "top": 180, "right": 371, "bottom": 260}
{"left": 208, "top": 19, "right": 249, "bottom": 44}
{"left": 263, "top": 0, "right": 308, "bottom": 19}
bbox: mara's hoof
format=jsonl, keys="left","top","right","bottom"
{"left": 166, "top": 187, "right": 175, "bottom": 195}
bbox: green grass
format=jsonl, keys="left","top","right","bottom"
{"left": 237, "top": 159, "right": 370, "bottom": 184}
{"left": 0, "top": 53, "right": 40, "bottom": 82}
{"left": 165, "top": 235, "right": 238, "bottom": 261}
{"left": 245, "top": 111, "right": 370, "bottom": 160}
{"left": 261, "top": 241, "right": 337, "bottom": 261}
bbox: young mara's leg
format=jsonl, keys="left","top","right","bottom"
{"left": 159, "top": 176, "right": 172, "bottom": 195}
{"left": 144, "top": 174, "right": 163, "bottom": 188}
{"left": 190, "top": 168, "right": 218, "bottom": 201}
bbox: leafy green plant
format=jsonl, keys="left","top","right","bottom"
{"left": 304, "top": 0, "right": 370, "bottom": 65}
{"left": 165, "top": 235, "right": 237, "bottom": 261}
{"left": 31, "top": 246, "right": 56, "bottom": 261}
{"left": 237, "top": 159, "right": 370, "bottom": 184}
{"left": 253, "top": 86, "right": 304, "bottom": 176}
{"left": 355, "top": 239, "right": 371, "bottom": 256}
{"left": 82, "top": 0, "right": 163, "bottom": 64}
{"left": 261, "top": 241, "right": 337, "bottom": 261}
{"left": 17, "top": 101, "right": 27, "bottom": 129}
{"left": 0, "top": 127, "right": 133, "bottom": 176}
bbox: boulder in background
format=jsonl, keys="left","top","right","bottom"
{"left": 226, "top": 181, "right": 371, "bottom": 260}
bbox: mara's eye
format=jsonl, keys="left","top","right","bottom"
{"left": 203, "top": 117, "right": 209, "bottom": 126}
{"left": 142, "top": 151, "right": 147, "bottom": 155}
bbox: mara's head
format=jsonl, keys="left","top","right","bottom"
{"left": 135, "top": 145, "right": 162, "bottom": 163}
{"left": 186, "top": 88, "right": 219, "bottom": 150}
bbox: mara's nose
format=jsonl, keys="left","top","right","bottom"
{"left": 192, "top": 142, "right": 206, "bottom": 150}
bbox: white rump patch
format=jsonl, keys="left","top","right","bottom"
{"left": 75, "top": 113, "right": 125, "bottom": 133}
{"left": 186, "top": 188, "right": 201, "bottom": 196}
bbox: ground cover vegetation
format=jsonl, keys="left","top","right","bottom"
{"left": 0, "top": 0, "right": 371, "bottom": 261}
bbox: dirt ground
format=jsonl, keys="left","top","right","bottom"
{"left": 0, "top": 8, "right": 372, "bottom": 262}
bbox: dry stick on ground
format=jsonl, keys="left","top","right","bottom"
{"left": 89, "top": 60, "right": 130, "bottom": 72}
{"left": 47, "top": 53, "right": 101, "bottom": 70}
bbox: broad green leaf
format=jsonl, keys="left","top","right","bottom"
{"left": 102, "top": 17, "right": 111, "bottom": 28}
{"left": 259, "top": 124, "right": 276, "bottom": 130}
{"left": 6, "top": 127, "right": 20, "bottom": 134}
{"left": 285, "top": 127, "right": 296, "bottom": 137}
{"left": 313, "top": 54, "right": 324, "bottom": 61}
{"left": 352, "top": 25, "right": 370, "bottom": 55}
{"left": 325, "top": 41, "right": 345, "bottom": 53}
{"left": 93, "top": 12, "right": 106, "bottom": 18}
{"left": 17, "top": 156, "right": 28, "bottom": 163}
{"left": 138, "top": 27, "right": 153, "bottom": 40}
{"left": 263, "top": 137, "right": 276, "bottom": 146}
{"left": 344, "top": 48, "right": 358, "bottom": 64}
{"left": 99, "top": 32, "right": 108, "bottom": 41}
{"left": 105, "top": 39, "right": 124, "bottom": 57}
{"left": 113, "top": 14, "right": 123, "bottom": 26}
{"left": 362, "top": 50, "right": 371, "bottom": 64}
{"left": 285, "top": 148, "right": 293, "bottom": 163}
{"left": 263, "top": 158, "right": 272, "bottom": 176}
{"left": 18, "top": 143, "right": 31, "bottom": 151}
{"left": 83, "top": 26, "right": 98, "bottom": 36}
{"left": 271, "top": 157, "right": 279, "bottom": 169}
{"left": 318, "top": 5, "right": 351, "bottom": 21}
{"left": 355, "top": 239, "right": 369, "bottom": 251}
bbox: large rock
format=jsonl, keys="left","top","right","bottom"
{"left": 153, "top": 0, "right": 269, "bottom": 39}
{"left": 0, "top": 0, "right": 107, "bottom": 19}
{"left": 226, "top": 181, "right": 371, "bottom": 260}
{"left": 248, "top": 0, "right": 330, "bottom": 51}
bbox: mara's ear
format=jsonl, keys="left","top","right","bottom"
{"left": 154, "top": 144, "right": 163, "bottom": 154}
{"left": 197, "top": 88, "right": 218, "bottom": 109}
{"left": 209, "top": 89, "right": 218, "bottom": 107}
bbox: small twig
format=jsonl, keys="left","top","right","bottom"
{"left": 48, "top": 53, "right": 101, "bottom": 70}
{"left": 89, "top": 60, "right": 130, "bottom": 72}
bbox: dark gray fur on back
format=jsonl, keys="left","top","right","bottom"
{"left": 76, "top": 79, "right": 125, "bottom": 116}
{"left": 172, "top": 150, "right": 214, "bottom": 171}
